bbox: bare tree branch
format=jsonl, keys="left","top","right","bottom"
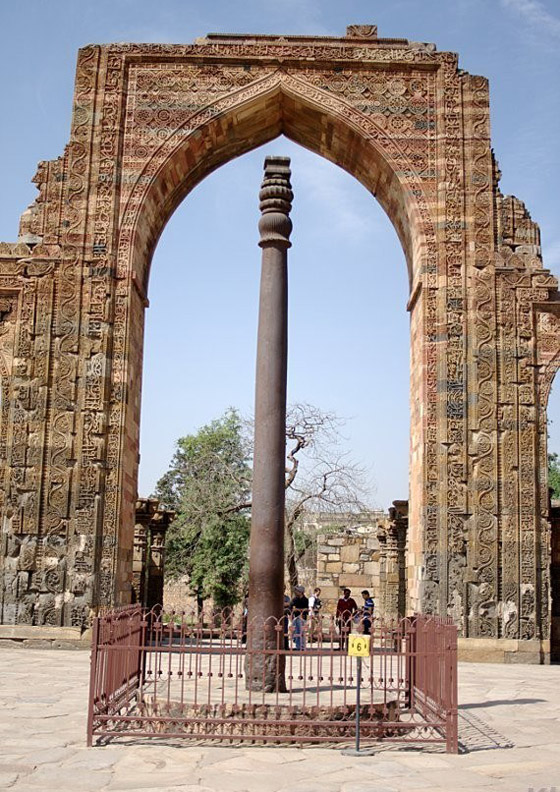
{"left": 281, "top": 404, "right": 374, "bottom": 590}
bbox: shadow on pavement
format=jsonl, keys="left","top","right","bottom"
{"left": 457, "top": 710, "right": 514, "bottom": 753}
{"left": 459, "top": 698, "right": 545, "bottom": 709}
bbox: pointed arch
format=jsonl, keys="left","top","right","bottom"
{"left": 117, "top": 70, "right": 436, "bottom": 293}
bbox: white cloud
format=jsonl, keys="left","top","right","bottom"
{"left": 501, "top": 0, "right": 560, "bottom": 36}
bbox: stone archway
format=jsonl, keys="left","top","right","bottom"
{"left": 0, "top": 25, "right": 559, "bottom": 662}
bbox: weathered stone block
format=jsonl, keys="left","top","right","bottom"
{"left": 317, "top": 586, "right": 339, "bottom": 602}
{"left": 339, "top": 574, "right": 370, "bottom": 588}
{"left": 0, "top": 625, "right": 81, "bottom": 640}
{"left": 457, "top": 638, "right": 548, "bottom": 664}
{"left": 22, "top": 639, "right": 52, "bottom": 649}
{"left": 52, "top": 640, "right": 84, "bottom": 650}
{"left": 340, "top": 545, "right": 360, "bottom": 563}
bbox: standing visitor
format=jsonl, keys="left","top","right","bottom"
{"left": 290, "top": 585, "right": 309, "bottom": 650}
{"left": 283, "top": 590, "right": 292, "bottom": 650}
{"left": 336, "top": 587, "right": 357, "bottom": 650}
{"left": 308, "top": 587, "right": 322, "bottom": 613}
{"left": 360, "top": 590, "right": 374, "bottom": 635}
{"left": 308, "top": 586, "right": 322, "bottom": 642}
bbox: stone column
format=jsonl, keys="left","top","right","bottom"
{"left": 131, "top": 523, "right": 148, "bottom": 605}
{"left": 132, "top": 498, "right": 174, "bottom": 609}
{"left": 145, "top": 509, "right": 173, "bottom": 611}
{"left": 246, "top": 157, "right": 293, "bottom": 692}
{"left": 384, "top": 501, "right": 408, "bottom": 620}
{"left": 132, "top": 498, "right": 159, "bottom": 606}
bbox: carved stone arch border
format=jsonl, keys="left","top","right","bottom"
{"left": 0, "top": 295, "right": 20, "bottom": 517}
{"left": 0, "top": 336, "right": 14, "bottom": 459}
{"left": 106, "top": 61, "right": 440, "bottom": 609}
{"left": 533, "top": 301, "right": 560, "bottom": 648}
{"left": 117, "top": 68, "right": 437, "bottom": 289}
{"left": 536, "top": 308, "right": 560, "bottom": 412}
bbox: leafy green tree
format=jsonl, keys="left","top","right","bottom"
{"left": 548, "top": 452, "right": 560, "bottom": 500}
{"left": 156, "top": 409, "right": 251, "bottom": 608}
{"left": 188, "top": 514, "right": 250, "bottom": 609}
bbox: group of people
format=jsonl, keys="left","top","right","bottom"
{"left": 335, "top": 587, "right": 374, "bottom": 649}
{"left": 283, "top": 585, "right": 324, "bottom": 650}
{"left": 283, "top": 585, "right": 374, "bottom": 650}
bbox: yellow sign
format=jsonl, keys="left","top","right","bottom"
{"left": 348, "top": 634, "right": 371, "bottom": 657}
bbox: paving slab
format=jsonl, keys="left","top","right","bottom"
{"left": 1, "top": 648, "right": 560, "bottom": 791}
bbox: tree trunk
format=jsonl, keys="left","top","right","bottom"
{"left": 286, "top": 524, "right": 299, "bottom": 592}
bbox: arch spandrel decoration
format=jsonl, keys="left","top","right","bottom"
{"left": 116, "top": 65, "right": 438, "bottom": 286}
{"left": 0, "top": 27, "right": 558, "bottom": 661}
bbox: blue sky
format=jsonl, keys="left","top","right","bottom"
{"left": 1, "top": 1, "right": 559, "bottom": 507}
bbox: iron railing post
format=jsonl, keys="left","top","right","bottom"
{"left": 355, "top": 655, "right": 362, "bottom": 752}
{"left": 446, "top": 624, "right": 459, "bottom": 753}
{"left": 405, "top": 615, "right": 417, "bottom": 711}
{"left": 86, "top": 615, "right": 100, "bottom": 747}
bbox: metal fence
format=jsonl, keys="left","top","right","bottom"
{"left": 87, "top": 607, "right": 457, "bottom": 752}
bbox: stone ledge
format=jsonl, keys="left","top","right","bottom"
{"left": 0, "top": 625, "right": 84, "bottom": 641}
{"left": 458, "top": 637, "right": 549, "bottom": 665}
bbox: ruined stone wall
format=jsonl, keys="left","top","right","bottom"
{"left": 316, "top": 534, "right": 381, "bottom": 614}
{"left": 312, "top": 512, "right": 385, "bottom": 613}
{"left": 0, "top": 26, "right": 558, "bottom": 660}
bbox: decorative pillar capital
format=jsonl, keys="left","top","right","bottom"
{"left": 258, "top": 156, "right": 293, "bottom": 249}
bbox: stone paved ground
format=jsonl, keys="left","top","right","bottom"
{"left": 0, "top": 647, "right": 559, "bottom": 792}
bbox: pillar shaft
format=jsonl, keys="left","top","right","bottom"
{"left": 250, "top": 243, "right": 288, "bottom": 616}
{"left": 246, "top": 157, "right": 292, "bottom": 692}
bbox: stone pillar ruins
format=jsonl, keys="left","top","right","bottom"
{"left": 246, "top": 157, "right": 292, "bottom": 691}
{"left": 132, "top": 498, "right": 174, "bottom": 610}
{"left": 377, "top": 502, "right": 408, "bottom": 620}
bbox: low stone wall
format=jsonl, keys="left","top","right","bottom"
{"left": 458, "top": 637, "right": 549, "bottom": 664}
{"left": 163, "top": 576, "right": 193, "bottom": 612}
{"left": 0, "top": 624, "right": 91, "bottom": 649}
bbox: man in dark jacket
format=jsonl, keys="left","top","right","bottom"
{"left": 336, "top": 587, "right": 357, "bottom": 650}
{"left": 290, "top": 585, "right": 309, "bottom": 650}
